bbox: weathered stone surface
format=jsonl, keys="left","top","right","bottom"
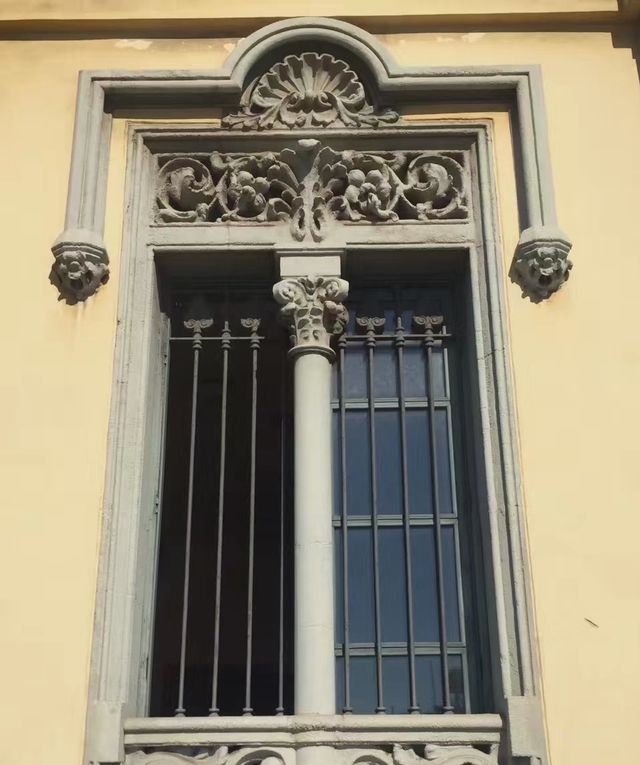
{"left": 511, "top": 225, "right": 573, "bottom": 302}
{"left": 222, "top": 52, "right": 399, "bottom": 130}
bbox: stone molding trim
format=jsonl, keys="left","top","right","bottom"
{"left": 273, "top": 274, "right": 349, "bottom": 357}
{"left": 123, "top": 715, "right": 502, "bottom": 764}
{"left": 222, "top": 52, "right": 399, "bottom": 130}
{"left": 85, "top": 118, "right": 549, "bottom": 765}
{"left": 53, "top": 16, "right": 570, "bottom": 303}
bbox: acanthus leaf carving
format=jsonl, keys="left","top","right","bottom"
{"left": 273, "top": 274, "right": 349, "bottom": 357}
{"left": 156, "top": 152, "right": 304, "bottom": 235}
{"left": 155, "top": 147, "right": 468, "bottom": 242}
{"left": 222, "top": 53, "right": 399, "bottom": 131}
{"left": 313, "top": 148, "right": 467, "bottom": 229}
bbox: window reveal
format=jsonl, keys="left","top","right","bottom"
{"left": 150, "top": 282, "right": 479, "bottom": 718}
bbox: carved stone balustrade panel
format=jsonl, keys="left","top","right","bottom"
{"left": 126, "top": 744, "right": 498, "bottom": 765}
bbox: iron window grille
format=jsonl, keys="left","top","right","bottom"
{"left": 149, "top": 280, "right": 486, "bottom": 718}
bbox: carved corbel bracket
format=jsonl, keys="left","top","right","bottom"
{"left": 511, "top": 225, "right": 572, "bottom": 302}
{"left": 50, "top": 228, "right": 109, "bottom": 304}
{"left": 273, "top": 274, "right": 349, "bottom": 358}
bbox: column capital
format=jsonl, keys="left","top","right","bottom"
{"left": 273, "top": 274, "right": 349, "bottom": 359}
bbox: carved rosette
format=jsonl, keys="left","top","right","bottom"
{"left": 223, "top": 53, "right": 399, "bottom": 131}
{"left": 313, "top": 148, "right": 467, "bottom": 227}
{"left": 511, "top": 225, "right": 573, "bottom": 301}
{"left": 273, "top": 274, "right": 349, "bottom": 358}
{"left": 50, "top": 229, "right": 109, "bottom": 304}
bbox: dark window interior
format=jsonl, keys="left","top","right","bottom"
{"left": 149, "top": 285, "right": 294, "bottom": 717}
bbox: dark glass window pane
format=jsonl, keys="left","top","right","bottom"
{"left": 345, "top": 347, "right": 367, "bottom": 400}
{"left": 411, "top": 526, "right": 461, "bottom": 643}
{"left": 415, "top": 653, "right": 465, "bottom": 713}
{"left": 435, "top": 409, "right": 454, "bottom": 514}
{"left": 334, "top": 527, "right": 344, "bottom": 642}
{"left": 430, "top": 347, "right": 447, "bottom": 400}
{"left": 382, "top": 655, "right": 410, "bottom": 713}
{"left": 403, "top": 345, "right": 427, "bottom": 399}
{"left": 345, "top": 410, "right": 372, "bottom": 516}
{"left": 348, "top": 528, "right": 375, "bottom": 643}
{"left": 406, "top": 409, "right": 454, "bottom": 516}
{"left": 407, "top": 409, "right": 430, "bottom": 515}
{"left": 373, "top": 344, "right": 397, "bottom": 398}
{"left": 350, "top": 655, "right": 378, "bottom": 714}
{"left": 375, "top": 410, "right": 402, "bottom": 516}
{"left": 379, "top": 527, "right": 408, "bottom": 643}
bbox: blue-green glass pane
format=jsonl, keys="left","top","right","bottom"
{"left": 375, "top": 410, "right": 402, "bottom": 516}
{"left": 345, "top": 410, "right": 372, "bottom": 516}
{"left": 406, "top": 409, "right": 454, "bottom": 516}
{"left": 345, "top": 347, "right": 367, "bottom": 400}
{"left": 379, "top": 526, "right": 408, "bottom": 643}
{"left": 415, "top": 654, "right": 465, "bottom": 713}
{"left": 373, "top": 345, "right": 397, "bottom": 398}
{"left": 350, "top": 655, "right": 378, "bottom": 713}
{"left": 334, "top": 527, "right": 344, "bottom": 641}
{"left": 411, "top": 526, "right": 461, "bottom": 643}
{"left": 348, "top": 527, "right": 375, "bottom": 643}
{"left": 382, "top": 655, "right": 410, "bottom": 713}
{"left": 403, "top": 345, "right": 427, "bottom": 399}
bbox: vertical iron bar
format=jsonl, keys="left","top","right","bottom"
{"left": 338, "top": 334, "right": 352, "bottom": 713}
{"left": 357, "top": 316, "right": 386, "bottom": 714}
{"left": 395, "top": 315, "right": 419, "bottom": 713}
{"left": 209, "top": 320, "right": 231, "bottom": 716}
{"left": 176, "top": 317, "right": 212, "bottom": 716}
{"left": 242, "top": 318, "right": 261, "bottom": 716}
{"left": 417, "top": 315, "right": 453, "bottom": 714}
{"left": 276, "top": 347, "right": 286, "bottom": 716}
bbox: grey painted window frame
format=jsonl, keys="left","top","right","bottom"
{"left": 72, "top": 17, "right": 562, "bottom": 765}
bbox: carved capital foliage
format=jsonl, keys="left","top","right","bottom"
{"left": 511, "top": 225, "right": 573, "bottom": 302}
{"left": 50, "top": 229, "right": 109, "bottom": 304}
{"left": 156, "top": 147, "right": 467, "bottom": 242}
{"left": 273, "top": 274, "right": 349, "bottom": 356}
{"left": 222, "top": 53, "right": 399, "bottom": 131}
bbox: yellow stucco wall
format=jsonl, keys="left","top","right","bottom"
{"left": 0, "top": 14, "right": 639, "bottom": 765}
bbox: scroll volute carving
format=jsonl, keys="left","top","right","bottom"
{"left": 314, "top": 148, "right": 467, "bottom": 224}
{"left": 156, "top": 151, "right": 303, "bottom": 232}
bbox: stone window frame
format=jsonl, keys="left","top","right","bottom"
{"left": 64, "top": 17, "right": 569, "bottom": 765}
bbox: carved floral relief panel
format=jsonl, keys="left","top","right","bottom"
{"left": 155, "top": 146, "right": 468, "bottom": 242}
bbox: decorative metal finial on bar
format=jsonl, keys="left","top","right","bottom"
{"left": 357, "top": 312, "right": 387, "bottom": 714}
{"left": 175, "top": 315, "right": 212, "bottom": 717}
{"left": 273, "top": 274, "right": 349, "bottom": 360}
{"left": 394, "top": 313, "right": 419, "bottom": 714}
{"left": 413, "top": 313, "right": 454, "bottom": 714}
{"left": 240, "top": 317, "right": 261, "bottom": 716}
{"left": 413, "top": 315, "right": 444, "bottom": 344}
{"left": 209, "top": 319, "right": 230, "bottom": 717}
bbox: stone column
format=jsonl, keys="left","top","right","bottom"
{"left": 273, "top": 259, "right": 348, "bottom": 716}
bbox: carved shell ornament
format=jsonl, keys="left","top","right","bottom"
{"left": 222, "top": 52, "right": 399, "bottom": 130}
